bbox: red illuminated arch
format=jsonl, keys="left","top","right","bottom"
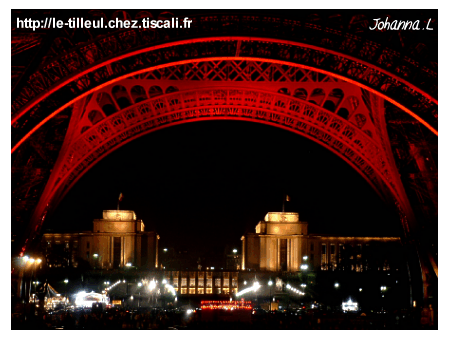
{"left": 11, "top": 35, "right": 438, "bottom": 154}
{"left": 29, "top": 87, "right": 407, "bottom": 250}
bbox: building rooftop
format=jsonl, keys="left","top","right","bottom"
{"left": 102, "top": 210, "right": 137, "bottom": 221}
{"left": 264, "top": 212, "right": 299, "bottom": 222}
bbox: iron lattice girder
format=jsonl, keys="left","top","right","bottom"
{"left": 47, "top": 88, "right": 399, "bottom": 219}
{"left": 11, "top": 24, "right": 438, "bottom": 152}
{"left": 133, "top": 60, "right": 340, "bottom": 83}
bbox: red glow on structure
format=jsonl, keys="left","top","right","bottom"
{"left": 12, "top": 38, "right": 438, "bottom": 153}
{"left": 200, "top": 300, "right": 252, "bottom": 311}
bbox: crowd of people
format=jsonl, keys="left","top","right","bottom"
{"left": 11, "top": 306, "right": 435, "bottom": 330}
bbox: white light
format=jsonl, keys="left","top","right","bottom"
{"left": 342, "top": 299, "right": 358, "bottom": 312}
{"left": 303, "top": 256, "right": 308, "bottom": 261}
{"left": 334, "top": 283, "right": 339, "bottom": 288}
{"left": 236, "top": 282, "right": 261, "bottom": 297}
{"left": 164, "top": 248, "right": 168, "bottom": 252}
{"left": 123, "top": 280, "right": 126, "bottom": 283}
{"left": 243, "top": 281, "right": 247, "bottom": 285}
{"left": 64, "top": 279, "right": 69, "bottom": 283}
{"left": 187, "top": 309, "right": 193, "bottom": 315}
{"left": 93, "top": 254, "right": 98, "bottom": 258}
{"left": 29, "top": 258, "right": 35, "bottom": 263}
{"left": 75, "top": 291, "right": 109, "bottom": 308}
{"left": 162, "top": 279, "right": 167, "bottom": 284}
{"left": 164, "top": 284, "right": 176, "bottom": 296}
{"left": 287, "top": 284, "right": 291, "bottom": 289}
{"left": 36, "top": 259, "right": 42, "bottom": 264}
{"left": 211, "top": 267, "right": 214, "bottom": 270}
{"left": 233, "top": 249, "right": 238, "bottom": 254}
{"left": 300, "top": 264, "right": 308, "bottom": 270}
{"left": 125, "top": 262, "right": 132, "bottom": 267}
{"left": 268, "top": 280, "right": 273, "bottom": 286}
{"left": 359, "top": 288, "right": 362, "bottom": 292}
{"left": 130, "top": 296, "right": 134, "bottom": 300}
{"left": 149, "top": 280, "right": 156, "bottom": 291}
{"left": 301, "top": 284, "right": 306, "bottom": 288}
{"left": 138, "top": 282, "right": 143, "bottom": 287}
{"left": 23, "top": 256, "right": 29, "bottom": 262}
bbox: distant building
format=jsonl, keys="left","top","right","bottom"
{"left": 163, "top": 270, "right": 239, "bottom": 296}
{"left": 241, "top": 212, "right": 401, "bottom": 272}
{"left": 42, "top": 210, "right": 159, "bottom": 269}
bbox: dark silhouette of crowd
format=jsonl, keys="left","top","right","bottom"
{"left": 11, "top": 306, "right": 436, "bottom": 330}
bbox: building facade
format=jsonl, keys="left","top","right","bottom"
{"left": 42, "top": 210, "right": 159, "bottom": 269}
{"left": 241, "top": 212, "right": 401, "bottom": 273}
{"left": 163, "top": 270, "right": 239, "bottom": 296}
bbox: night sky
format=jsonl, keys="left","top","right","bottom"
{"left": 44, "top": 121, "right": 401, "bottom": 258}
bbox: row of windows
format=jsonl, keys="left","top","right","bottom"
{"left": 174, "top": 277, "right": 237, "bottom": 288}
{"left": 170, "top": 271, "right": 238, "bottom": 278}
{"left": 176, "top": 287, "right": 238, "bottom": 295}
{"left": 310, "top": 243, "right": 365, "bottom": 253}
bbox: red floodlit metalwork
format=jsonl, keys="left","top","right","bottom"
{"left": 39, "top": 88, "right": 393, "bottom": 212}
{"left": 200, "top": 300, "right": 252, "bottom": 310}
{"left": 11, "top": 33, "right": 438, "bottom": 153}
{"left": 11, "top": 55, "right": 438, "bottom": 155}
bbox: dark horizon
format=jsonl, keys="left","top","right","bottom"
{"left": 44, "top": 120, "right": 401, "bottom": 261}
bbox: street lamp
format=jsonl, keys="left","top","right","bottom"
{"left": 268, "top": 280, "right": 273, "bottom": 311}
{"left": 163, "top": 248, "right": 168, "bottom": 252}
{"left": 334, "top": 283, "right": 339, "bottom": 288}
{"left": 233, "top": 249, "right": 238, "bottom": 254}
{"left": 63, "top": 279, "right": 69, "bottom": 310}
{"left": 137, "top": 282, "right": 143, "bottom": 308}
{"left": 300, "top": 264, "right": 308, "bottom": 270}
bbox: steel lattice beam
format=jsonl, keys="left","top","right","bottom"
{"left": 11, "top": 15, "right": 438, "bottom": 154}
